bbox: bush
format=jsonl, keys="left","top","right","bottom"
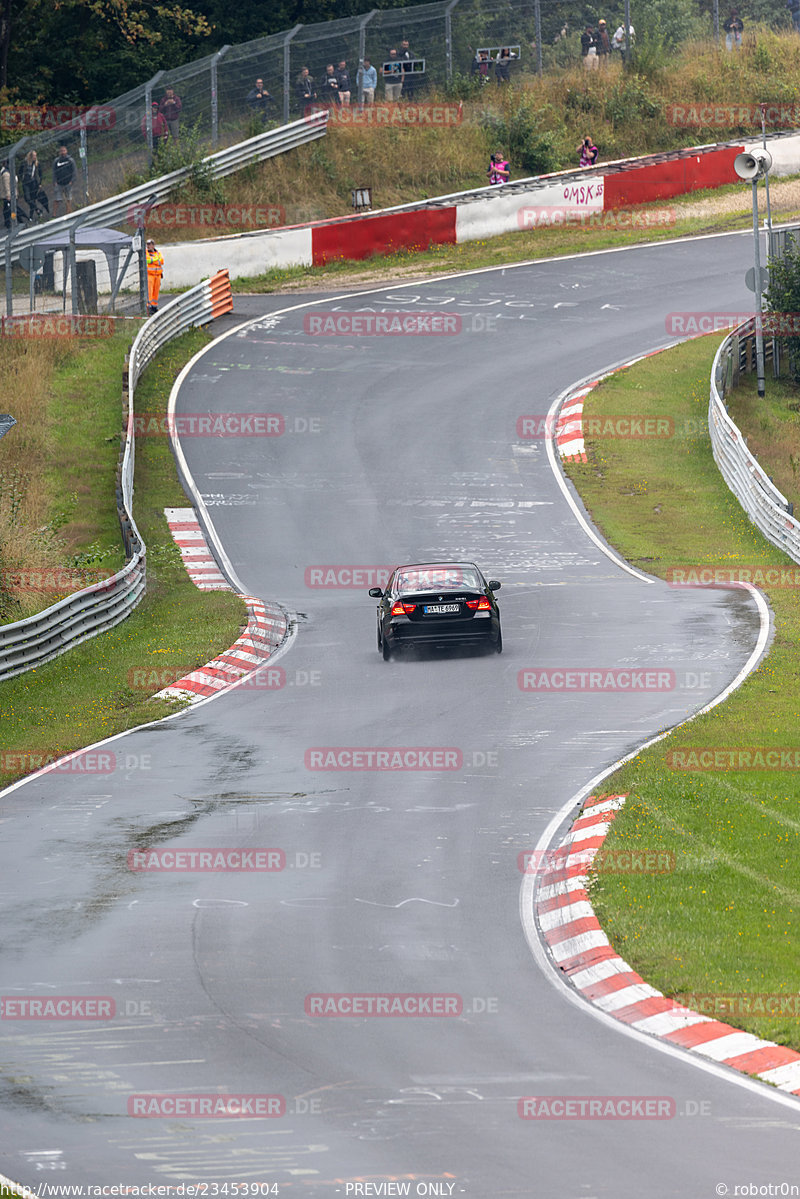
{"left": 489, "top": 96, "right": 564, "bottom": 175}
{"left": 766, "top": 242, "right": 800, "bottom": 385}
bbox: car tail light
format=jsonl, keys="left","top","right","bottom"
{"left": 391, "top": 601, "right": 416, "bottom": 615}
{"left": 466, "top": 597, "right": 491, "bottom": 611}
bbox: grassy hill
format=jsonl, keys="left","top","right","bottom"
{"left": 150, "top": 29, "right": 800, "bottom": 240}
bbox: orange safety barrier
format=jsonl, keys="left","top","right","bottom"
{"left": 209, "top": 268, "right": 234, "bottom": 319}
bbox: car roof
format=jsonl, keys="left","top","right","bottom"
{"left": 392, "top": 561, "right": 480, "bottom": 571}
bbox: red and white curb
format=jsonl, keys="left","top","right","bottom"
{"left": 166, "top": 506, "right": 229, "bottom": 589}
{"left": 159, "top": 507, "right": 287, "bottom": 703}
{"left": 536, "top": 793, "right": 800, "bottom": 1095}
{"left": 555, "top": 350, "right": 664, "bottom": 464}
{"left": 555, "top": 386, "right": 593, "bottom": 462}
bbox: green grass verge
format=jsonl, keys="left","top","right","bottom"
{"left": 48, "top": 325, "right": 132, "bottom": 569}
{"left": 0, "top": 329, "right": 247, "bottom": 787}
{"left": 562, "top": 335, "right": 800, "bottom": 1051}
{"left": 727, "top": 371, "right": 800, "bottom": 516}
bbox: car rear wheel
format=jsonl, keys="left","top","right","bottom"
{"left": 495, "top": 629, "right": 503, "bottom": 654}
{"left": 382, "top": 634, "right": 392, "bottom": 661}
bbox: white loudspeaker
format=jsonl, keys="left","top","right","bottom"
{"left": 734, "top": 148, "right": 773, "bottom": 180}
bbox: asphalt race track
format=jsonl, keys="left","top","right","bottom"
{"left": 2, "top": 232, "right": 799, "bottom": 1196}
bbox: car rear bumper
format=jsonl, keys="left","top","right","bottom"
{"left": 386, "top": 617, "right": 499, "bottom": 648}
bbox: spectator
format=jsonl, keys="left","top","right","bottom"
{"left": 471, "top": 49, "right": 491, "bottom": 83}
{"left": 495, "top": 46, "right": 516, "bottom": 83}
{"left": 321, "top": 64, "right": 341, "bottom": 107}
{"left": 159, "top": 87, "right": 182, "bottom": 141}
{"left": 357, "top": 59, "right": 377, "bottom": 104}
{"left": 723, "top": 10, "right": 744, "bottom": 49}
{"left": 487, "top": 150, "right": 509, "bottom": 185}
{"left": 581, "top": 26, "right": 598, "bottom": 69}
{"left": 146, "top": 239, "right": 164, "bottom": 314}
{"left": 20, "top": 149, "right": 48, "bottom": 222}
{"left": 52, "top": 145, "right": 77, "bottom": 216}
{"left": 383, "top": 49, "right": 403, "bottom": 102}
{"left": 612, "top": 22, "right": 635, "bottom": 59}
{"left": 399, "top": 38, "right": 420, "bottom": 99}
{"left": 578, "top": 135, "right": 598, "bottom": 166}
{"left": 337, "top": 61, "right": 352, "bottom": 105}
{"left": 596, "top": 20, "right": 611, "bottom": 67}
{"left": 295, "top": 67, "right": 317, "bottom": 111}
{"left": 1, "top": 161, "right": 11, "bottom": 231}
{"left": 141, "top": 102, "right": 169, "bottom": 153}
{"left": 789, "top": 0, "right": 800, "bottom": 33}
{"left": 247, "top": 78, "right": 274, "bottom": 123}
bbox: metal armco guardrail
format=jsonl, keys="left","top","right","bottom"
{"left": 710, "top": 319, "right": 800, "bottom": 561}
{"left": 0, "top": 269, "right": 234, "bottom": 681}
{"left": 5, "top": 113, "right": 327, "bottom": 268}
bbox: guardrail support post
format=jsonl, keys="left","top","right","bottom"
{"left": 445, "top": 0, "right": 461, "bottom": 84}
{"left": 358, "top": 11, "right": 378, "bottom": 101}
{"left": 283, "top": 25, "right": 303, "bottom": 126}
{"left": 211, "top": 46, "right": 231, "bottom": 147}
{"left": 751, "top": 178, "right": 766, "bottom": 398}
{"left": 79, "top": 119, "right": 89, "bottom": 207}
{"left": 4, "top": 228, "right": 12, "bottom": 317}
{"left": 69, "top": 225, "right": 78, "bottom": 315}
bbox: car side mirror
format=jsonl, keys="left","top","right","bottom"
{"left": 488, "top": 580, "right": 501, "bottom": 590}
{"left": 369, "top": 587, "right": 383, "bottom": 598}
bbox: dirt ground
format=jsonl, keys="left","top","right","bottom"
{"left": 674, "top": 175, "right": 800, "bottom": 219}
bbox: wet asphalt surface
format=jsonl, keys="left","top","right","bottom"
{"left": 2, "top": 232, "right": 799, "bottom": 1195}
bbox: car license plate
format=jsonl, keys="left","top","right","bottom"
{"left": 424, "top": 604, "right": 460, "bottom": 614}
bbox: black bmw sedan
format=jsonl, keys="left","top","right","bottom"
{"left": 369, "top": 561, "right": 502, "bottom": 660}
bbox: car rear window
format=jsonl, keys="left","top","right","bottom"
{"left": 396, "top": 566, "right": 480, "bottom": 592}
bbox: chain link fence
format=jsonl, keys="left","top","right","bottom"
{"left": 0, "top": 0, "right": 654, "bottom": 229}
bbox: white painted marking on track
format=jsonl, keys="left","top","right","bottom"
{"left": 354, "top": 897, "right": 460, "bottom": 908}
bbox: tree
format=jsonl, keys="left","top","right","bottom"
{"left": 3, "top": 0, "right": 212, "bottom": 99}
{"left": 765, "top": 240, "right": 800, "bottom": 385}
